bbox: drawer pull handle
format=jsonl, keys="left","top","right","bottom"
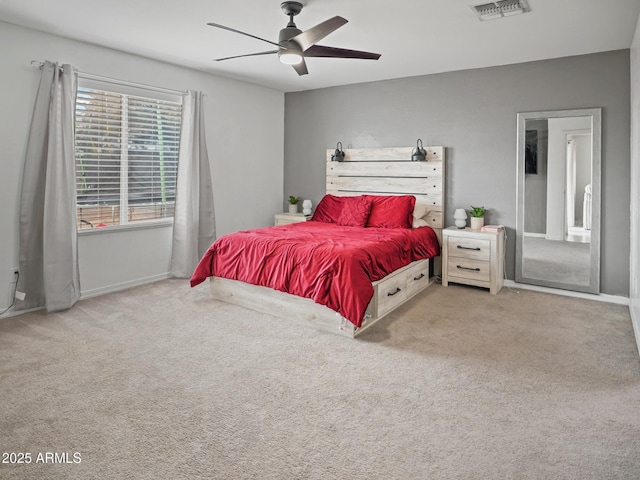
{"left": 457, "top": 265, "right": 481, "bottom": 272}
{"left": 457, "top": 245, "right": 481, "bottom": 251}
{"left": 413, "top": 273, "right": 425, "bottom": 281}
{"left": 387, "top": 287, "right": 402, "bottom": 296}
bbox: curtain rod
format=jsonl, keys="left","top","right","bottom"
{"left": 30, "top": 60, "right": 187, "bottom": 97}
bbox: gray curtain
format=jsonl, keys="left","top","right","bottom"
{"left": 170, "top": 90, "right": 215, "bottom": 278}
{"left": 16, "top": 61, "right": 80, "bottom": 312}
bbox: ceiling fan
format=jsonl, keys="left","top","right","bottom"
{"left": 207, "top": 1, "right": 381, "bottom": 76}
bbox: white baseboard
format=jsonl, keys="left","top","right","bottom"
{"left": 0, "top": 273, "right": 171, "bottom": 319}
{"left": 503, "top": 280, "right": 630, "bottom": 305}
{"left": 0, "top": 305, "right": 42, "bottom": 318}
{"left": 80, "top": 273, "right": 171, "bottom": 300}
{"left": 630, "top": 300, "right": 640, "bottom": 358}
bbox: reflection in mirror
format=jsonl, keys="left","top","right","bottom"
{"left": 516, "top": 108, "right": 601, "bottom": 294}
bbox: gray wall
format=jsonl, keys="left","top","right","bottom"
{"left": 284, "top": 50, "right": 631, "bottom": 296}
{"left": 0, "top": 21, "right": 284, "bottom": 308}
{"left": 631, "top": 14, "right": 640, "bottom": 352}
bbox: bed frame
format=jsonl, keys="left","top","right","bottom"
{"left": 209, "top": 146, "right": 446, "bottom": 338}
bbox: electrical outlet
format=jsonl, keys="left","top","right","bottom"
{"left": 9, "top": 268, "right": 18, "bottom": 285}
{"left": 1, "top": 268, "right": 19, "bottom": 313}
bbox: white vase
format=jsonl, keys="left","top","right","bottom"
{"left": 453, "top": 208, "right": 467, "bottom": 228}
{"left": 288, "top": 204, "right": 298, "bottom": 214}
{"left": 470, "top": 216, "right": 484, "bottom": 230}
{"left": 302, "top": 199, "right": 312, "bottom": 216}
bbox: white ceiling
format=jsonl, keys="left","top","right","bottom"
{"left": 1, "top": 0, "right": 639, "bottom": 93}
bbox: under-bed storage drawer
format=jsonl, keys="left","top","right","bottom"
{"left": 371, "top": 259, "right": 430, "bottom": 319}
{"left": 404, "top": 260, "right": 430, "bottom": 298}
{"left": 376, "top": 272, "right": 408, "bottom": 318}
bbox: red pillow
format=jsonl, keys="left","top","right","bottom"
{"left": 365, "top": 195, "right": 416, "bottom": 229}
{"left": 337, "top": 196, "right": 372, "bottom": 227}
{"left": 311, "top": 194, "right": 346, "bottom": 223}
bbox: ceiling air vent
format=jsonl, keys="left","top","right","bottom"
{"left": 472, "top": 0, "right": 531, "bottom": 20}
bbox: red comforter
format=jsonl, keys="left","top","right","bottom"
{"left": 190, "top": 221, "right": 440, "bottom": 327}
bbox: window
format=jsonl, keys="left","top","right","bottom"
{"left": 75, "top": 87, "right": 182, "bottom": 230}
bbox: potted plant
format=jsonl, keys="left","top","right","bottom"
{"left": 288, "top": 195, "right": 300, "bottom": 214}
{"left": 469, "top": 206, "right": 485, "bottom": 229}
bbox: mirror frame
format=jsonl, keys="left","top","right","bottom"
{"left": 515, "top": 108, "right": 601, "bottom": 294}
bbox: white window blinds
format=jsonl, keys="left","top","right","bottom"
{"left": 75, "top": 87, "right": 182, "bottom": 230}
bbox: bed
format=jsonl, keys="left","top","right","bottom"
{"left": 191, "top": 146, "right": 446, "bottom": 338}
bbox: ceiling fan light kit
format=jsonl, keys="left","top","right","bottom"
{"left": 277, "top": 39, "right": 304, "bottom": 65}
{"left": 279, "top": 51, "right": 304, "bottom": 65}
{"left": 208, "top": 1, "right": 381, "bottom": 76}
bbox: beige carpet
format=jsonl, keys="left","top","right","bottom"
{"left": 1, "top": 280, "right": 639, "bottom": 480}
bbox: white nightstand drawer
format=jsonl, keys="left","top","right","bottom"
{"left": 447, "top": 258, "right": 491, "bottom": 282}
{"left": 446, "top": 236, "right": 491, "bottom": 261}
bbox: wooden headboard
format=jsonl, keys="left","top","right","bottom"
{"left": 326, "top": 146, "right": 446, "bottom": 274}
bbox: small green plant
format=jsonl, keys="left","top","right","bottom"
{"left": 469, "top": 206, "right": 486, "bottom": 218}
{"left": 288, "top": 195, "right": 299, "bottom": 205}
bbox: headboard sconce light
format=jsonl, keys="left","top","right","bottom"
{"left": 331, "top": 142, "right": 345, "bottom": 162}
{"left": 411, "top": 139, "right": 426, "bottom": 162}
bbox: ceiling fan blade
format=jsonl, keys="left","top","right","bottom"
{"left": 291, "top": 16, "right": 348, "bottom": 52}
{"left": 292, "top": 59, "right": 308, "bottom": 76}
{"left": 214, "top": 50, "right": 278, "bottom": 62}
{"left": 304, "top": 45, "right": 381, "bottom": 60}
{"left": 207, "top": 22, "right": 281, "bottom": 48}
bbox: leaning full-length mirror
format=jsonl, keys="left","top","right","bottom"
{"left": 516, "top": 108, "right": 601, "bottom": 293}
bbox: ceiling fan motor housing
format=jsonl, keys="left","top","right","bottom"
{"left": 279, "top": 26, "right": 302, "bottom": 45}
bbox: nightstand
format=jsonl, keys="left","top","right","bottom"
{"left": 274, "top": 213, "right": 311, "bottom": 226}
{"left": 442, "top": 226, "right": 505, "bottom": 294}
